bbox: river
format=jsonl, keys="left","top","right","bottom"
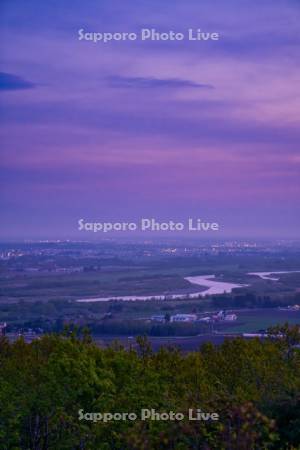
{"left": 77, "top": 274, "right": 246, "bottom": 302}
{"left": 248, "top": 270, "right": 300, "bottom": 281}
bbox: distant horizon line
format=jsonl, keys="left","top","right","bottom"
{"left": 0, "top": 236, "right": 299, "bottom": 244}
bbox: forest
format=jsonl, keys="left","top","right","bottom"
{"left": 1, "top": 325, "right": 300, "bottom": 449}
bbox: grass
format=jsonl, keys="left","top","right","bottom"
{"left": 219, "top": 309, "right": 300, "bottom": 333}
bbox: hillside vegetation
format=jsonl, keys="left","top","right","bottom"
{"left": 1, "top": 326, "right": 300, "bottom": 449}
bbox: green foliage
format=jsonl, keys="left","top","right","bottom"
{"left": 0, "top": 330, "right": 300, "bottom": 449}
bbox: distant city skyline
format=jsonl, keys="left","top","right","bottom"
{"left": 0, "top": 0, "right": 299, "bottom": 239}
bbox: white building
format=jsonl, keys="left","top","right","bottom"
{"left": 224, "top": 314, "right": 237, "bottom": 321}
{"left": 170, "top": 314, "right": 197, "bottom": 323}
{"left": 151, "top": 315, "right": 166, "bottom": 322}
{"left": 212, "top": 311, "right": 237, "bottom": 322}
{"left": 198, "top": 317, "right": 212, "bottom": 323}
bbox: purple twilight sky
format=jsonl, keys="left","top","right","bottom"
{"left": 0, "top": 0, "right": 299, "bottom": 240}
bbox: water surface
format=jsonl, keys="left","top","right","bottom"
{"left": 77, "top": 274, "right": 246, "bottom": 302}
